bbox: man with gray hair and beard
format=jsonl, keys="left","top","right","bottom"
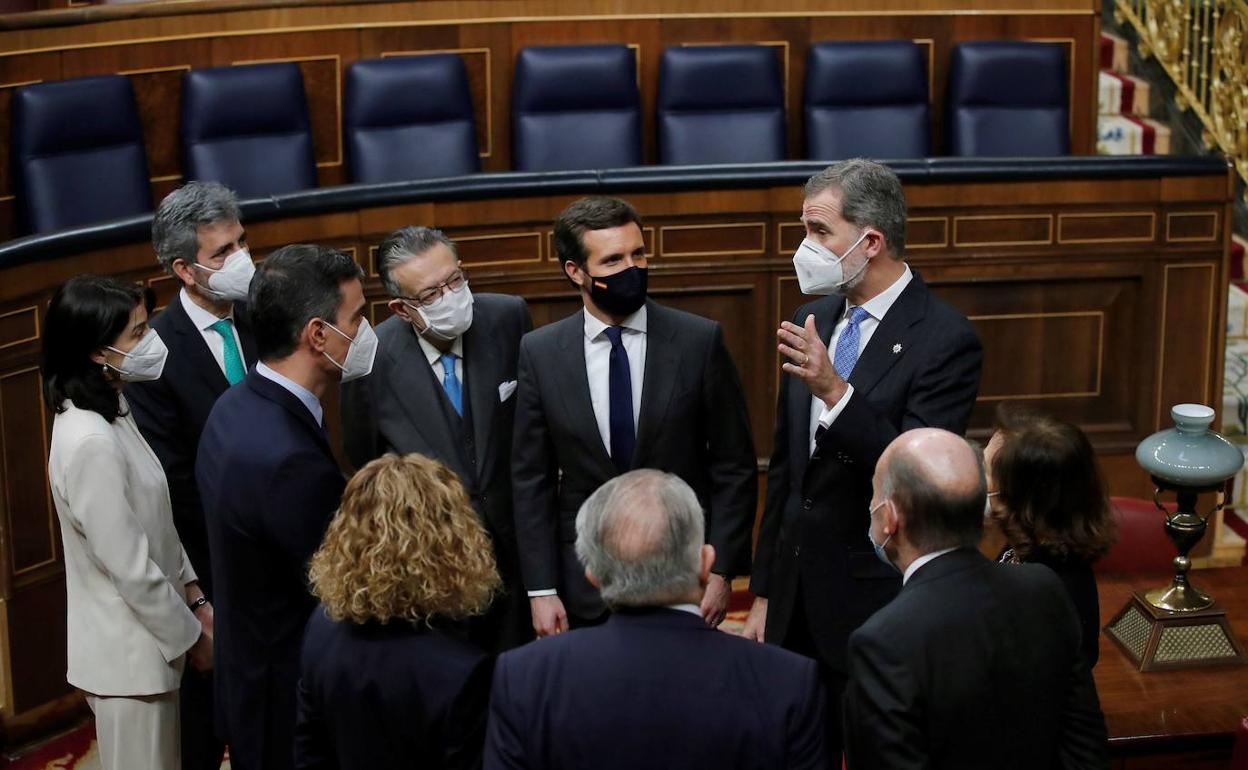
{"left": 484, "top": 469, "right": 829, "bottom": 770}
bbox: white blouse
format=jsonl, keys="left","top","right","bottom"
{"left": 48, "top": 395, "right": 201, "bottom": 697}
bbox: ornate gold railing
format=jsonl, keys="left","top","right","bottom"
{"left": 1115, "top": 0, "right": 1247, "bottom": 193}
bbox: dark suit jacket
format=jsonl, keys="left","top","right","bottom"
{"left": 751, "top": 272, "right": 982, "bottom": 670}
{"left": 294, "top": 607, "right": 492, "bottom": 770}
{"left": 197, "top": 370, "right": 345, "bottom": 770}
{"left": 341, "top": 294, "right": 532, "bottom": 651}
{"left": 512, "top": 300, "right": 757, "bottom": 619}
{"left": 843, "top": 548, "right": 1109, "bottom": 770}
{"left": 127, "top": 296, "right": 257, "bottom": 600}
{"left": 485, "top": 607, "right": 827, "bottom": 769}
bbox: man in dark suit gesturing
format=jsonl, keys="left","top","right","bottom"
{"left": 744, "top": 159, "right": 983, "bottom": 755}
{"left": 843, "top": 428, "right": 1108, "bottom": 769}
{"left": 128, "top": 181, "right": 256, "bottom": 770}
{"left": 341, "top": 225, "right": 533, "bottom": 651}
{"left": 197, "top": 244, "right": 373, "bottom": 770}
{"left": 513, "top": 196, "right": 757, "bottom": 634}
{"left": 486, "top": 470, "right": 828, "bottom": 769}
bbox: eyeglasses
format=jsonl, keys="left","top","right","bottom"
{"left": 401, "top": 269, "right": 468, "bottom": 307}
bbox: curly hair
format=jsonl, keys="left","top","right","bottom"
{"left": 309, "top": 453, "right": 500, "bottom": 624}
{"left": 989, "top": 404, "right": 1117, "bottom": 564}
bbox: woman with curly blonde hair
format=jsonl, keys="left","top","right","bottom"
{"left": 294, "top": 453, "right": 501, "bottom": 770}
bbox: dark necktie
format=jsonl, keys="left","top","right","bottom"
{"left": 605, "top": 326, "right": 635, "bottom": 473}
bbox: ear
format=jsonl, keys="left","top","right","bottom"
{"left": 563, "top": 260, "right": 586, "bottom": 288}
{"left": 304, "top": 316, "right": 330, "bottom": 353}
{"left": 862, "top": 228, "right": 886, "bottom": 260}
{"left": 584, "top": 567, "right": 601, "bottom": 590}
{"left": 883, "top": 498, "right": 900, "bottom": 537}
{"left": 388, "top": 298, "right": 420, "bottom": 328}
{"left": 170, "top": 258, "right": 197, "bottom": 287}
{"left": 89, "top": 348, "right": 109, "bottom": 367}
{"left": 698, "top": 544, "right": 716, "bottom": 588}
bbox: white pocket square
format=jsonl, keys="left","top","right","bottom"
{"left": 498, "top": 380, "right": 518, "bottom": 402}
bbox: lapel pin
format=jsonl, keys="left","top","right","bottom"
{"left": 892, "top": 343, "right": 903, "bottom": 354}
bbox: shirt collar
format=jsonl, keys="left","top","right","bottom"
{"left": 413, "top": 326, "right": 464, "bottom": 367}
{"left": 903, "top": 546, "right": 959, "bottom": 585}
{"left": 854, "top": 264, "right": 913, "bottom": 322}
{"left": 255, "top": 362, "right": 324, "bottom": 426}
{"left": 666, "top": 603, "right": 702, "bottom": 617}
{"left": 179, "top": 287, "right": 233, "bottom": 331}
{"left": 583, "top": 303, "right": 648, "bottom": 341}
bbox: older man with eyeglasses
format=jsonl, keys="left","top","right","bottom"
{"left": 341, "top": 225, "right": 533, "bottom": 653}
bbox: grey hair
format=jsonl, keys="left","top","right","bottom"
{"left": 376, "top": 226, "right": 459, "bottom": 298}
{"left": 880, "top": 437, "right": 985, "bottom": 552}
{"left": 803, "top": 158, "right": 908, "bottom": 257}
{"left": 575, "top": 470, "right": 705, "bottom": 609}
{"left": 151, "top": 182, "right": 242, "bottom": 272}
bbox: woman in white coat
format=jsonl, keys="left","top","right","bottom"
{"left": 43, "top": 275, "right": 213, "bottom": 770}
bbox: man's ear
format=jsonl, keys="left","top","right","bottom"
{"left": 389, "top": 298, "right": 420, "bottom": 328}
{"left": 584, "top": 567, "right": 601, "bottom": 590}
{"left": 305, "top": 317, "right": 329, "bottom": 353}
{"left": 862, "top": 229, "right": 886, "bottom": 260}
{"left": 564, "top": 260, "right": 585, "bottom": 288}
{"left": 170, "top": 258, "right": 196, "bottom": 287}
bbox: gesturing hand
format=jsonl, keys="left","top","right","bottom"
{"left": 778, "top": 314, "right": 848, "bottom": 408}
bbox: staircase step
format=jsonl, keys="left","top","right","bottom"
{"left": 1100, "top": 31, "right": 1130, "bottom": 74}
{"left": 1097, "top": 114, "right": 1170, "bottom": 155}
{"left": 1099, "top": 69, "right": 1151, "bottom": 116}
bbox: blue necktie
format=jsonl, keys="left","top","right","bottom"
{"left": 604, "top": 326, "right": 635, "bottom": 473}
{"left": 440, "top": 352, "right": 462, "bottom": 416}
{"left": 832, "top": 306, "right": 870, "bottom": 381}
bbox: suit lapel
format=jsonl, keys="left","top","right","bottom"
{"left": 463, "top": 311, "right": 500, "bottom": 474}
{"left": 165, "top": 294, "right": 231, "bottom": 395}
{"left": 633, "top": 301, "right": 678, "bottom": 468}
{"left": 385, "top": 326, "right": 468, "bottom": 475}
{"left": 553, "top": 311, "right": 616, "bottom": 477}
{"left": 847, "top": 273, "right": 929, "bottom": 396}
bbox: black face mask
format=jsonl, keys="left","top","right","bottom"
{"left": 586, "top": 265, "right": 647, "bottom": 317}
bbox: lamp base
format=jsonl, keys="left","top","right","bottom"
{"left": 1104, "top": 591, "right": 1246, "bottom": 672}
{"left": 1144, "top": 581, "right": 1214, "bottom": 612}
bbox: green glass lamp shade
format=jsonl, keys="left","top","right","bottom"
{"left": 1135, "top": 404, "right": 1245, "bottom": 486}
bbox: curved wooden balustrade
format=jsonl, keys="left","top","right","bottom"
{"left": 0, "top": 156, "right": 1235, "bottom": 745}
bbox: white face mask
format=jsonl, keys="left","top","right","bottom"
{"left": 792, "top": 231, "right": 870, "bottom": 296}
{"left": 105, "top": 328, "right": 169, "bottom": 383}
{"left": 322, "top": 318, "right": 378, "bottom": 383}
{"left": 193, "top": 247, "right": 255, "bottom": 302}
{"left": 407, "top": 284, "right": 474, "bottom": 343}
{"left": 985, "top": 491, "right": 999, "bottom": 519}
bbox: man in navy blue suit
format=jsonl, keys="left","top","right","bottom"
{"left": 197, "top": 243, "right": 375, "bottom": 770}
{"left": 485, "top": 469, "right": 828, "bottom": 769}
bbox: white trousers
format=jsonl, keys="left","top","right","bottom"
{"left": 86, "top": 691, "right": 181, "bottom": 770}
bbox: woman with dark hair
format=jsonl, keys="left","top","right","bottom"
{"left": 43, "top": 275, "right": 212, "bottom": 770}
{"left": 984, "top": 404, "right": 1117, "bottom": 667}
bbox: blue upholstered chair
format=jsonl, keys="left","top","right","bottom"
{"left": 10, "top": 76, "right": 153, "bottom": 234}
{"left": 804, "top": 40, "right": 930, "bottom": 160}
{"left": 657, "top": 45, "right": 785, "bottom": 165}
{"left": 180, "top": 63, "right": 317, "bottom": 197}
{"left": 345, "top": 55, "right": 480, "bottom": 183}
{"left": 511, "top": 45, "right": 641, "bottom": 171}
{"left": 946, "top": 41, "right": 1070, "bottom": 157}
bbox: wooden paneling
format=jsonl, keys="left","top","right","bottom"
{"left": 0, "top": 157, "right": 1230, "bottom": 734}
{"left": 0, "top": 0, "right": 1100, "bottom": 239}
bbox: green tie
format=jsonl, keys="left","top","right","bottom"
{"left": 209, "top": 318, "right": 246, "bottom": 385}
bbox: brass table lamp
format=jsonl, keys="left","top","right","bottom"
{"left": 1104, "top": 404, "right": 1248, "bottom": 671}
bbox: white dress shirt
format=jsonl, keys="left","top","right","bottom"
{"left": 256, "top": 362, "right": 324, "bottom": 426}
{"left": 903, "top": 546, "right": 959, "bottom": 585}
{"left": 179, "top": 288, "right": 246, "bottom": 377}
{"left": 809, "top": 265, "right": 914, "bottom": 454}
{"left": 415, "top": 329, "right": 464, "bottom": 385}
{"left": 584, "top": 305, "right": 647, "bottom": 453}
{"left": 48, "top": 396, "right": 201, "bottom": 696}
{"left": 528, "top": 307, "right": 648, "bottom": 600}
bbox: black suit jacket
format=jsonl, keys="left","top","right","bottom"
{"left": 127, "top": 295, "right": 257, "bottom": 600}
{"left": 294, "top": 607, "right": 492, "bottom": 770}
{"left": 485, "top": 607, "right": 827, "bottom": 769}
{"left": 197, "top": 370, "right": 345, "bottom": 770}
{"left": 341, "top": 294, "right": 532, "bottom": 651}
{"left": 512, "top": 300, "right": 757, "bottom": 619}
{"left": 843, "top": 548, "right": 1109, "bottom": 770}
{"left": 751, "top": 272, "right": 982, "bottom": 670}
